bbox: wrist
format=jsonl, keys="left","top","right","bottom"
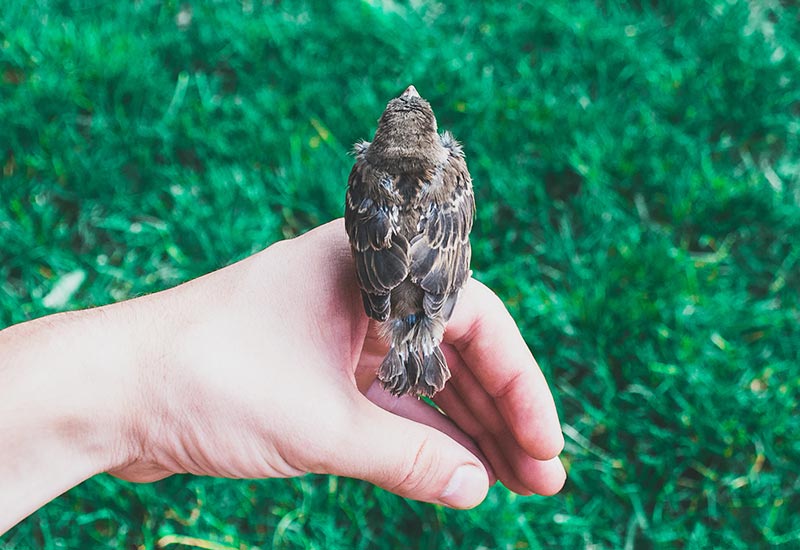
{"left": 0, "top": 304, "right": 145, "bottom": 533}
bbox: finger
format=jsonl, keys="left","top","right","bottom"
{"left": 433, "top": 381, "right": 530, "bottom": 494}
{"left": 441, "top": 344, "right": 506, "bottom": 435}
{"left": 365, "top": 381, "right": 497, "bottom": 485}
{"left": 444, "top": 279, "right": 564, "bottom": 460}
{"left": 498, "top": 431, "right": 567, "bottom": 496}
{"left": 436, "top": 378, "right": 566, "bottom": 495}
{"left": 439, "top": 345, "right": 545, "bottom": 493}
{"left": 330, "top": 396, "right": 491, "bottom": 509}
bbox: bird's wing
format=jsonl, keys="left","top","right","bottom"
{"left": 345, "top": 148, "right": 409, "bottom": 321}
{"left": 409, "top": 136, "right": 475, "bottom": 319}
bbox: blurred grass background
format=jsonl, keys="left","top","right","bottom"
{"left": 2, "top": 0, "right": 799, "bottom": 548}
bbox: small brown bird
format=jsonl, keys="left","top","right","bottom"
{"left": 345, "top": 85, "right": 475, "bottom": 397}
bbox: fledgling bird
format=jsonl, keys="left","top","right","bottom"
{"left": 345, "top": 85, "right": 475, "bottom": 398}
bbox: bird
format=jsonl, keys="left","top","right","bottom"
{"left": 344, "top": 85, "right": 475, "bottom": 398}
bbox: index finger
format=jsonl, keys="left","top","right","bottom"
{"left": 443, "top": 279, "right": 564, "bottom": 460}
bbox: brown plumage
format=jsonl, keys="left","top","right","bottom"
{"left": 345, "top": 85, "right": 475, "bottom": 397}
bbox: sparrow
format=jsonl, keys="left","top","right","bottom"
{"left": 345, "top": 85, "right": 475, "bottom": 397}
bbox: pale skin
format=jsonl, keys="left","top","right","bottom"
{"left": 0, "top": 219, "right": 565, "bottom": 535}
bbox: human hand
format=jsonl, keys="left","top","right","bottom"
{"left": 108, "top": 218, "right": 565, "bottom": 507}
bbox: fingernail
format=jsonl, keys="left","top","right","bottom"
{"left": 440, "top": 465, "right": 487, "bottom": 508}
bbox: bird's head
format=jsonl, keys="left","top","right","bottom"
{"left": 367, "top": 85, "right": 443, "bottom": 171}
{"left": 379, "top": 85, "right": 438, "bottom": 135}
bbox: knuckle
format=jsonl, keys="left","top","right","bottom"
{"left": 389, "top": 433, "right": 438, "bottom": 496}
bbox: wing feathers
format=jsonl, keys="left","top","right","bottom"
{"left": 345, "top": 151, "right": 409, "bottom": 321}
{"left": 346, "top": 136, "right": 473, "bottom": 322}
{"left": 409, "top": 143, "right": 475, "bottom": 316}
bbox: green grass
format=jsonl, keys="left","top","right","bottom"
{"left": 2, "top": 0, "right": 799, "bottom": 547}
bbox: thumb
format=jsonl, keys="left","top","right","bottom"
{"left": 334, "top": 399, "right": 490, "bottom": 508}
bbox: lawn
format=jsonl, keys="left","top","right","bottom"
{"left": 2, "top": 1, "right": 799, "bottom": 548}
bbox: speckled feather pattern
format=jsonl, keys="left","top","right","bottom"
{"left": 344, "top": 86, "right": 475, "bottom": 397}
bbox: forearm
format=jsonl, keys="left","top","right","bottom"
{"left": 0, "top": 306, "right": 139, "bottom": 534}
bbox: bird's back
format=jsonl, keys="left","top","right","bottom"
{"left": 345, "top": 86, "right": 474, "bottom": 396}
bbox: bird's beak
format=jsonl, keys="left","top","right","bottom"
{"left": 402, "top": 85, "right": 420, "bottom": 98}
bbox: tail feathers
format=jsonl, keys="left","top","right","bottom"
{"left": 416, "top": 346, "right": 450, "bottom": 397}
{"left": 378, "top": 347, "right": 411, "bottom": 396}
{"left": 377, "top": 314, "right": 451, "bottom": 397}
{"left": 378, "top": 344, "right": 450, "bottom": 398}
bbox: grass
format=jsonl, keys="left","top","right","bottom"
{"left": 2, "top": 0, "right": 799, "bottom": 547}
